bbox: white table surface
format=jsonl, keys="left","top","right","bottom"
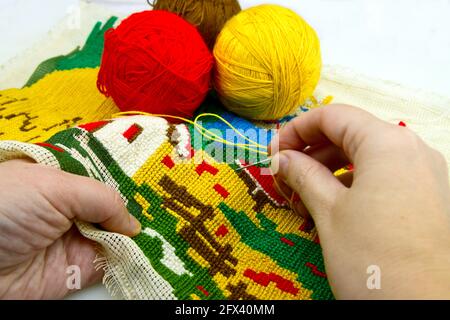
{"left": 1, "top": 0, "right": 449, "bottom": 300}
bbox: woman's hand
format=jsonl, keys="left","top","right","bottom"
{"left": 270, "top": 104, "right": 450, "bottom": 299}
{"left": 0, "top": 159, "right": 141, "bottom": 299}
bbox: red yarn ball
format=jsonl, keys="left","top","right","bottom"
{"left": 97, "top": 10, "right": 213, "bottom": 118}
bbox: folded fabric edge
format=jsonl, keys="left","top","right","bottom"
{"left": 0, "top": 140, "right": 177, "bottom": 300}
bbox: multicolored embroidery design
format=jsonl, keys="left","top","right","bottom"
{"left": 0, "top": 18, "right": 119, "bottom": 143}
{"left": 31, "top": 114, "right": 334, "bottom": 300}
{"left": 0, "top": 17, "right": 336, "bottom": 300}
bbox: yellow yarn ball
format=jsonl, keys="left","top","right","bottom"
{"left": 213, "top": 4, "right": 322, "bottom": 120}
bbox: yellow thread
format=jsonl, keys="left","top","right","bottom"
{"left": 272, "top": 176, "right": 305, "bottom": 219}
{"left": 112, "top": 111, "right": 269, "bottom": 155}
{"left": 213, "top": 4, "right": 322, "bottom": 120}
{"left": 308, "top": 95, "right": 333, "bottom": 109}
{"left": 195, "top": 113, "right": 267, "bottom": 150}
{"left": 322, "top": 95, "right": 334, "bottom": 105}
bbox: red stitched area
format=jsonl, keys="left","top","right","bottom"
{"left": 196, "top": 160, "right": 218, "bottom": 176}
{"left": 213, "top": 184, "right": 229, "bottom": 198}
{"left": 243, "top": 269, "right": 299, "bottom": 295}
{"left": 161, "top": 155, "right": 175, "bottom": 169}
{"left": 35, "top": 142, "right": 64, "bottom": 153}
{"left": 305, "top": 262, "right": 327, "bottom": 278}
{"left": 196, "top": 285, "right": 209, "bottom": 297}
{"left": 280, "top": 237, "right": 295, "bottom": 246}
{"left": 215, "top": 224, "right": 229, "bottom": 237}
{"left": 122, "top": 123, "right": 143, "bottom": 142}
{"left": 78, "top": 120, "right": 109, "bottom": 132}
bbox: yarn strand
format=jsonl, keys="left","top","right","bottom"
{"left": 112, "top": 111, "right": 269, "bottom": 155}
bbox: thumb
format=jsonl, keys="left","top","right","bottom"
{"left": 44, "top": 169, "right": 141, "bottom": 237}
{"left": 271, "top": 150, "right": 345, "bottom": 220}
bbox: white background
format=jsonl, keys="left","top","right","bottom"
{"left": 1, "top": 0, "right": 449, "bottom": 96}
{"left": 0, "top": 0, "right": 449, "bottom": 299}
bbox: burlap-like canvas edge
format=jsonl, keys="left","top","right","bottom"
{"left": 0, "top": 141, "right": 176, "bottom": 300}
{"left": 318, "top": 65, "right": 450, "bottom": 171}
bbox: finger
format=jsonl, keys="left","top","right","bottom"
{"left": 304, "top": 143, "right": 350, "bottom": 173}
{"left": 40, "top": 168, "right": 141, "bottom": 237}
{"left": 270, "top": 104, "right": 388, "bottom": 163}
{"left": 292, "top": 198, "right": 311, "bottom": 220}
{"left": 273, "top": 176, "right": 293, "bottom": 201}
{"left": 63, "top": 226, "right": 104, "bottom": 289}
{"left": 273, "top": 177, "right": 310, "bottom": 219}
{"left": 271, "top": 150, "right": 346, "bottom": 220}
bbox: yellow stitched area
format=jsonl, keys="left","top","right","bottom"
{"left": 0, "top": 68, "right": 119, "bottom": 143}
{"left": 128, "top": 135, "right": 319, "bottom": 299}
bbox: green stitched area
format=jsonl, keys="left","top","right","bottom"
{"left": 24, "top": 17, "right": 118, "bottom": 87}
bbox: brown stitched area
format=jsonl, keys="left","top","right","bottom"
{"left": 4, "top": 112, "right": 38, "bottom": 132}
{"left": 159, "top": 175, "right": 238, "bottom": 277}
{"left": 43, "top": 117, "right": 83, "bottom": 132}
{"left": 237, "top": 170, "right": 278, "bottom": 212}
{"left": 226, "top": 281, "right": 257, "bottom": 300}
{"left": 166, "top": 124, "right": 177, "bottom": 147}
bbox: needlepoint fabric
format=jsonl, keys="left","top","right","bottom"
{"left": 1, "top": 6, "right": 450, "bottom": 300}
{"left": 0, "top": 113, "right": 333, "bottom": 300}
{"left": 0, "top": 15, "right": 121, "bottom": 144}
{"left": 0, "top": 68, "right": 119, "bottom": 143}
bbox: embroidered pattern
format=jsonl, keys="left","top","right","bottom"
{"left": 0, "top": 17, "right": 337, "bottom": 300}
{"left": 3, "top": 115, "right": 334, "bottom": 300}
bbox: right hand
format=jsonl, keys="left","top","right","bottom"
{"left": 270, "top": 104, "right": 450, "bottom": 299}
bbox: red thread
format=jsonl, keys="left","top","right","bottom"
{"left": 35, "top": 143, "right": 64, "bottom": 153}
{"left": 243, "top": 269, "right": 299, "bottom": 295}
{"left": 78, "top": 120, "right": 109, "bottom": 132}
{"left": 241, "top": 160, "right": 286, "bottom": 204}
{"left": 196, "top": 285, "right": 209, "bottom": 297}
{"left": 122, "top": 123, "right": 142, "bottom": 142}
{"left": 347, "top": 163, "right": 354, "bottom": 171}
{"left": 280, "top": 237, "right": 295, "bottom": 246}
{"left": 161, "top": 155, "right": 175, "bottom": 169}
{"left": 314, "top": 234, "right": 320, "bottom": 244}
{"left": 299, "top": 221, "right": 308, "bottom": 232}
{"left": 305, "top": 262, "right": 327, "bottom": 278}
{"left": 299, "top": 220, "right": 314, "bottom": 232}
{"left": 196, "top": 161, "right": 218, "bottom": 176}
{"left": 215, "top": 224, "right": 229, "bottom": 237}
{"left": 292, "top": 193, "right": 301, "bottom": 203}
{"left": 97, "top": 10, "right": 213, "bottom": 118}
{"left": 213, "top": 184, "right": 229, "bottom": 198}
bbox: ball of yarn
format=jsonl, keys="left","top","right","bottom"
{"left": 97, "top": 10, "right": 213, "bottom": 118}
{"left": 213, "top": 4, "right": 322, "bottom": 120}
{"left": 151, "top": 0, "right": 241, "bottom": 49}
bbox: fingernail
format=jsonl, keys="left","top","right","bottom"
{"left": 271, "top": 152, "right": 289, "bottom": 179}
{"left": 130, "top": 215, "right": 141, "bottom": 235}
